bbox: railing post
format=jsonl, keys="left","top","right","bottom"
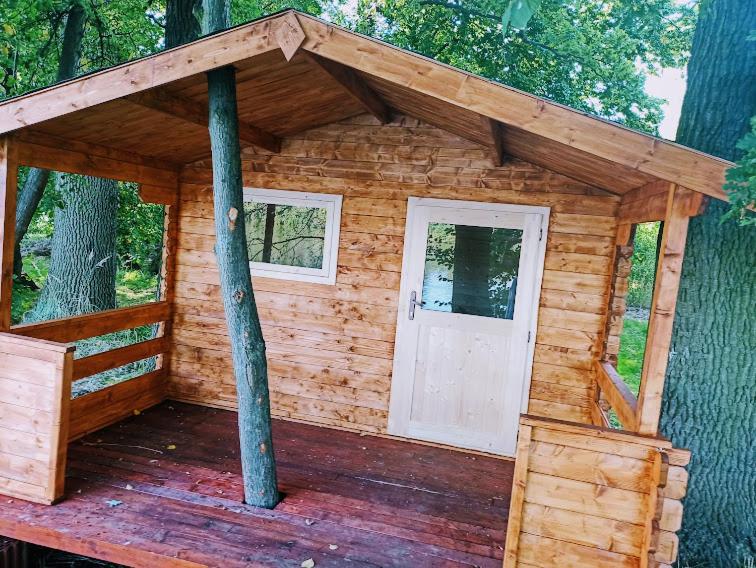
{"left": 0, "top": 136, "right": 18, "bottom": 332}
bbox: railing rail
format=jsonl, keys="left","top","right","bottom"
{"left": 11, "top": 302, "right": 170, "bottom": 343}
{"left": 592, "top": 360, "right": 639, "bottom": 431}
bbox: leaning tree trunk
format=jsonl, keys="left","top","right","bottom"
{"left": 203, "top": 0, "right": 279, "bottom": 509}
{"left": 660, "top": 1, "right": 756, "bottom": 565}
{"left": 14, "top": 2, "right": 86, "bottom": 280}
{"left": 27, "top": 175, "right": 119, "bottom": 321}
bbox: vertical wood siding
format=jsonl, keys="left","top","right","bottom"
{"left": 168, "top": 114, "right": 619, "bottom": 434}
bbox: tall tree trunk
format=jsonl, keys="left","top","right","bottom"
{"left": 660, "top": 1, "right": 756, "bottom": 565}
{"left": 165, "top": 0, "right": 202, "bottom": 49}
{"left": 203, "top": 0, "right": 279, "bottom": 509}
{"left": 451, "top": 225, "right": 492, "bottom": 316}
{"left": 28, "top": 175, "right": 119, "bottom": 321}
{"left": 14, "top": 2, "right": 86, "bottom": 280}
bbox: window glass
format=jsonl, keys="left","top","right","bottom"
{"left": 242, "top": 188, "right": 341, "bottom": 285}
{"left": 422, "top": 223, "right": 523, "bottom": 319}
{"left": 244, "top": 202, "right": 327, "bottom": 269}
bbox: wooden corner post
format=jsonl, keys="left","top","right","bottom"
{"left": 0, "top": 136, "right": 18, "bottom": 332}
{"left": 636, "top": 185, "right": 700, "bottom": 435}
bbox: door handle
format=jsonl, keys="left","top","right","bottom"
{"left": 408, "top": 291, "right": 425, "bottom": 320}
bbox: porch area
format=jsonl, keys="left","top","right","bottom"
{"left": 0, "top": 400, "right": 512, "bottom": 567}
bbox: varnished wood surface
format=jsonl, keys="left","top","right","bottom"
{"left": 169, "top": 114, "right": 618, "bottom": 431}
{"left": 0, "top": 401, "right": 513, "bottom": 567}
{"left": 503, "top": 415, "right": 688, "bottom": 567}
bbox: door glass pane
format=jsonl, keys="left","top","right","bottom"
{"left": 422, "top": 223, "right": 523, "bottom": 319}
{"left": 244, "top": 202, "right": 327, "bottom": 269}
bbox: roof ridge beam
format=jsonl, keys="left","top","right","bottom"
{"left": 126, "top": 89, "right": 281, "bottom": 153}
{"left": 304, "top": 53, "right": 391, "bottom": 125}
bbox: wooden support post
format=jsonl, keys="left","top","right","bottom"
{"left": 0, "top": 136, "right": 18, "bottom": 332}
{"left": 636, "top": 185, "right": 693, "bottom": 435}
{"left": 155, "top": 184, "right": 180, "bottom": 382}
{"left": 481, "top": 117, "right": 506, "bottom": 167}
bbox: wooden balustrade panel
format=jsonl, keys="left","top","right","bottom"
{"left": 0, "top": 333, "right": 73, "bottom": 504}
{"left": 504, "top": 415, "right": 690, "bottom": 567}
{"left": 170, "top": 114, "right": 619, "bottom": 432}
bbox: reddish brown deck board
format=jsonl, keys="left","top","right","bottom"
{"left": 0, "top": 401, "right": 513, "bottom": 567}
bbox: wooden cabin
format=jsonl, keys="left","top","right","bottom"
{"left": 0, "top": 10, "right": 733, "bottom": 568}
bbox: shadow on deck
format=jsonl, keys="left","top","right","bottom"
{"left": 1, "top": 401, "right": 514, "bottom": 567}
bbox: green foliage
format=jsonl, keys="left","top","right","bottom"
{"left": 333, "top": 0, "right": 695, "bottom": 134}
{"left": 117, "top": 184, "right": 165, "bottom": 272}
{"left": 616, "top": 317, "right": 648, "bottom": 395}
{"left": 723, "top": 116, "right": 756, "bottom": 226}
{"left": 627, "top": 222, "right": 660, "bottom": 308}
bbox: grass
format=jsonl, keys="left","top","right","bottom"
{"left": 616, "top": 317, "right": 649, "bottom": 396}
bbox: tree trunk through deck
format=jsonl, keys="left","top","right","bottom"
{"left": 661, "top": 1, "right": 756, "bottom": 565}
{"left": 28, "top": 175, "right": 118, "bottom": 321}
{"left": 14, "top": 2, "right": 86, "bottom": 280}
{"left": 451, "top": 225, "right": 492, "bottom": 316}
{"left": 203, "top": 0, "right": 279, "bottom": 509}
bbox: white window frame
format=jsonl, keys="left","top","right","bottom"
{"left": 242, "top": 187, "right": 342, "bottom": 285}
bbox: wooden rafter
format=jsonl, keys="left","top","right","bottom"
{"left": 481, "top": 117, "right": 506, "bottom": 167}
{"left": 304, "top": 53, "right": 391, "bottom": 124}
{"left": 126, "top": 89, "right": 281, "bottom": 154}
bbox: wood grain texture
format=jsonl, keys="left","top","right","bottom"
{"left": 169, "top": 115, "right": 618, "bottom": 431}
{"left": 0, "top": 137, "right": 17, "bottom": 331}
{"left": 0, "top": 333, "right": 73, "bottom": 504}
{"left": 503, "top": 416, "right": 690, "bottom": 567}
{"left": 0, "top": 401, "right": 514, "bottom": 567}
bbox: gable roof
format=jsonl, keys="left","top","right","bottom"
{"left": 0, "top": 10, "right": 732, "bottom": 200}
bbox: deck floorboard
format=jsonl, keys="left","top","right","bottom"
{"left": 0, "top": 401, "right": 513, "bottom": 567}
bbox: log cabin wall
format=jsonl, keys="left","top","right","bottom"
{"left": 168, "top": 114, "right": 620, "bottom": 434}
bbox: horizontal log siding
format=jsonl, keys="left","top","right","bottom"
{"left": 168, "top": 114, "right": 619, "bottom": 433}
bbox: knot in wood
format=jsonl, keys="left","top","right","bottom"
{"left": 227, "top": 207, "right": 238, "bottom": 230}
{"left": 259, "top": 442, "right": 267, "bottom": 454}
{"left": 233, "top": 289, "right": 245, "bottom": 303}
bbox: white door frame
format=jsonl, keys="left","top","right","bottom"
{"left": 388, "top": 197, "right": 550, "bottom": 456}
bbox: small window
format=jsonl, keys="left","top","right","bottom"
{"left": 242, "top": 188, "right": 342, "bottom": 285}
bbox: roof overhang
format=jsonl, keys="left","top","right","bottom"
{"left": 0, "top": 10, "right": 733, "bottom": 200}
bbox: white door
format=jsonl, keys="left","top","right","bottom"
{"left": 389, "top": 198, "right": 549, "bottom": 456}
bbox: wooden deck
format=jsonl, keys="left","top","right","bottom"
{"left": 0, "top": 401, "right": 513, "bottom": 567}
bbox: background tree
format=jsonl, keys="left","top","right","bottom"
{"left": 203, "top": 0, "right": 279, "bottom": 509}
{"left": 660, "top": 1, "right": 756, "bottom": 565}
{"left": 335, "top": 0, "right": 694, "bottom": 134}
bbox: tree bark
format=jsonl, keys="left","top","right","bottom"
{"left": 14, "top": 2, "right": 86, "bottom": 280}
{"left": 165, "top": 0, "right": 202, "bottom": 49}
{"left": 27, "top": 175, "right": 119, "bottom": 321}
{"left": 660, "top": 1, "right": 756, "bottom": 565}
{"left": 203, "top": 0, "right": 279, "bottom": 509}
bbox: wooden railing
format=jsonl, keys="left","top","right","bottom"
{"left": 591, "top": 360, "right": 639, "bottom": 431}
{"left": 0, "top": 333, "right": 73, "bottom": 504}
{"left": 11, "top": 302, "right": 171, "bottom": 440}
